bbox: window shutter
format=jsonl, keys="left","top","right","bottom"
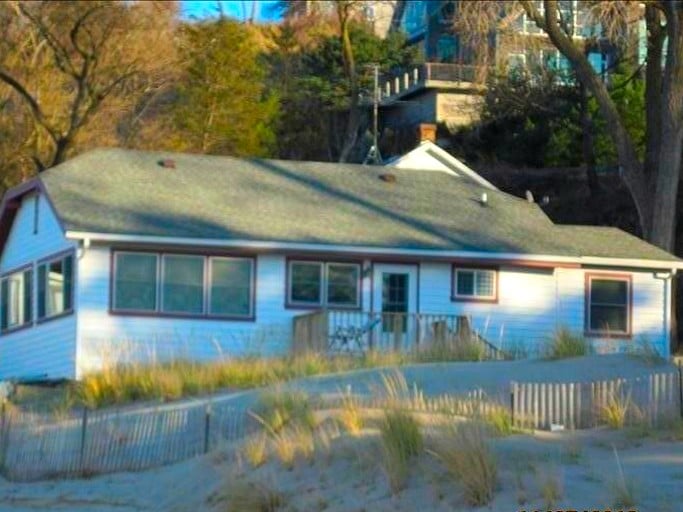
{"left": 37, "top": 265, "right": 46, "bottom": 320}
{"left": 0, "top": 279, "right": 7, "bottom": 330}
{"left": 63, "top": 256, "right": 73, "bottom": 311}
{"left": 23, "top": 270, "right": 32, "bottom": 324}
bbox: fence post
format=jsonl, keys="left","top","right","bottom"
{"left": 678, "top": 362, "right": 683, "bottom": 419}
{"left": 204, "top": 404, "right": 212, "bottom": 454}
{"left": 510, "top": 382, "right": 516, "bottom": 427}
{"left": 79, "top": 407, "right": 88, "bottom": 473}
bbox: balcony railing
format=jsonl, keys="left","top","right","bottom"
{"left": 379, "top": 63, "right": 482, "bottom": 102}
{"left": 292, "top": 310, "right": 508, "bottom": 360}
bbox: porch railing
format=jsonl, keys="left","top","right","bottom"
{"left": 291, "top": 310, "right": 508, "bottom": 360}
{"left": 379, "top": 63, "right": 483, "bottom": 103}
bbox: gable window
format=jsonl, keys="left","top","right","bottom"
{"left": 1, "top": 268, "right": 33, "bottom": 331}
{"left": 37, "top": 253, "right": 74, "bottom": 320}
{"left": 114, "top": 252, "right": 159, "bottom": 312}
{"left": 586, "top": 275, "right": 631, "bottom": 335}
{"left": 162, "top": 255, "right": 204, "bottom": 314}
{"left": 452, "top": 267, "right": 497, "bottom": 301}
{"left": 112, "top": 251, "right": 255, "bottom": 319}
{"left": 209, "top": 257, "right": 253, "bottom": 317}
{"left": 288, "top": 260, "right": 360, "bottom": 308}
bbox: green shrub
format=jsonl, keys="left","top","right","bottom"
{"left": 544, "top": 327, "right": 590, "bottom": 359}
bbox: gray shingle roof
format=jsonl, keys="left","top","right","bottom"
{"left": 38, "top": 148, "right": 679, "bottom": 262}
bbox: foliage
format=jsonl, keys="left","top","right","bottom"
{"left": 253, "top": 390, "right": 317, "bottom": 434}
{"left": 242, "top": 433, "right": 268, "bottom": 468}
{"left": 269, "top": 22, "right": 420, "bottom": 161}
{"left": 429, "top": 422, "right": 498, "bottom": 506}
{"left": 600, "top": 390, "right": 634, "bottom": 429}
{"left": 543, "top": 327, "right": 590, "bottom": 360}
{"left": 416, "top": 337, "right": 489, "bottom": 363}
{"left": 379, "top": 408, "right": 423, "bottom": 493}
{"left": 337, "top": 388, "right": 363, "bottom": 435}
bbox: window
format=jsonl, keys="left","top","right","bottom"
{"left": 114, "top": 252, "right": 158, "bottom": 312}
{"left": 452, "top": 267, "right": 497, "bottom": 301}
{"left": 288, "top": 260, "right": 361, "bottom": 308}
{"left": 382, "top": 273, "right": 408, "bottom": 333}
{"left": 162, "top": 255, "right": 204, "bottom": 314}
{"left": 38, "top": 253, "right": 73, "bottom": 320}
{"left": 327, "top": 264, "right": 359, "bottom": 307}
{"left": 210, "top": 257, "right": 253, "bottom": 317}
{"left": 112, "top": 251, "right": 255, "bottom": 319}
{"left": 586, "top": 275, "right": 631, "bottom": 335}
{"left": 1, "top": 268, "right": 33, "bottom": 331}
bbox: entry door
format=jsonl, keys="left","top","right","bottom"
{"left": 372, "top": 264, "right": 418, "bottom": 350}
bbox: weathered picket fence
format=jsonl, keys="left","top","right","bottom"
{"left": 511, "top": 369, "right": 682, "bottom": 430}
{"left": 0, "top": 400, "right": 253, "bottom": 482}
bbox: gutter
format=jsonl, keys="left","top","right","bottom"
{"left": 64, "top": 230, "right": 683, "bottom": 271}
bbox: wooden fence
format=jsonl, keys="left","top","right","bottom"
{"left": 0, "top": 400, "right": 253, "bottom": 482}
{"left": 511, "top": 369, "right": 682, "bottom": 430}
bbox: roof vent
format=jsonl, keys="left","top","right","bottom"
{"left": 158, "top": 159, "right": 176, "bottom": 169}
{"left": 378, "top": 173, "right": 397, "bottom": 184}
{"left": 480, "top": 192, "right": 488, "bottom": 206}
{"left": 525, "top": 190, "right": 534, "bottom": 203}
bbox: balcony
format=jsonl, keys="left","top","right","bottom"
{"left": 378, "top": 63, "right": 486, "bottom": 105}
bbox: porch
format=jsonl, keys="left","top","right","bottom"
{"left": 291, "top": 310, "right": 508, "bottom": 360}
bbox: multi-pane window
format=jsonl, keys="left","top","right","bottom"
{"left": 587, "top": 276, "right": 630, "bottom": 335}
{"left": 38, "top": 254, "right": 73, "bottom": 320}
{"left": 382, "top": 273, "right": 408, "bottom": 333}
{"left": 453, "top": 268, "right": 497, "bottom": 300}
{"left": 0, "top": 268, "right": 33, "bottom": 331}
{"left": 288, "top": 261, "right": 360, "bottom": 308}
{"left": 113, "top": 251, "right": 254, "bottom": 318}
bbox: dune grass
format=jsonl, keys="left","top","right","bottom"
{"left": 429, "top": 421, "right": 498, "bottom": 506}
{"left": 72, "top": 352, "right": 411, "bottom": 409}
{"left": 543, "top": 327, "right": 591, "bottom": 360}
{"left": 380, "top": 408, "right": 423, "bottom": 493}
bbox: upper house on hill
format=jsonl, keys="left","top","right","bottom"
{"left": 0, "top": 147, "right": 680, "bottom": 380}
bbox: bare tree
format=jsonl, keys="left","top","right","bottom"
{"left": 0, "top": 1, "right": 177, "bottom": 172}
{"left": 520, "top": 1, "right": 683, "bottom": 251}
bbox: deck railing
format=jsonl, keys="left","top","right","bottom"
{"left": 292, "top": 310, "right": 508, "bottom": 359}
{"left": 379, "top": 63, "right": 483, "bottom": 102}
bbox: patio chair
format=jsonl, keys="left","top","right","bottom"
{"left": 329, "top": 317, "right": 381, "bottom": 354}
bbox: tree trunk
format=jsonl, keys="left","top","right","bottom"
{"left": 337, "top": 1, "right": 361, "bottom": 163}
{"left": 579, "top": 83, "right": 600, "bottom": 199}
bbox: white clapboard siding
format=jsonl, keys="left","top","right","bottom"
{"left": 0, "top": 193, "right": 77, "bottom": 380}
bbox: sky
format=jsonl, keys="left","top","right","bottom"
{"left": 181, "top": 1, "right": 282, "bottom": 22}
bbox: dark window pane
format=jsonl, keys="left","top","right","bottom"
{"left": 327, "top": 264, "right": 359, "bottom": 307}
{"left": 162, "top": 255, "right": 204, "bottom": 314}
{"left": 456, "top": 270, "right": 474, "bottom": 296}
{"left": 382, "top": 273, "right": 408, "bottom": 332}
{"left": 290, "top": 262, "right": 322, "bottom": 304}
{"left": 590, "top": 305, "right": 627, "bottom": 332}
{"left": 475, "top": 271, "right": 495, "bottom": 297}
{"left": 46, "top": 259, "right": 65, "bottom": 317}
{"left": 114, "top": 253, "right": 158, "bottom": 311}
{"left": 210, "top": 258, "right": 252, "bottom": 316}
{"left": 591, "top": 279, "right": 627, "bottom": 304}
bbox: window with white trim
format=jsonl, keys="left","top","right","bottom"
{"left": 453, "top": 268, "right": 496, "bottom": 300}
{"left": 114, "top": 252, "right": 159, "bottom": 312}
{"left": 1, "top": 268, "right": 33, "bottom": 331}
{"left": 38, "top": 253, "right": 73, "bottom": 320}
{"left": 288, "top": 261, "right": 360, "bottom": 308}
{"left": 209, "top": 257, "right": 253, "bottom": 317}
{"left": 162, "top": 254, "right": 204, "bottom": 314}
{"left": 586, "top": 276, "right": 630, "bottom": 334}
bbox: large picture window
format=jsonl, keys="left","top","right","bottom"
{"left": 288, "top": 260, "right": 360, "bottom": 308}
{"left": 38, "top": 253, "right": 74, "bottom": 320}
{"left": 1, "top": 268, "right": 33, "bottom": 331}
{"left": 586, "top": 275, "right": 631, "bottom": 335}
{"left": 452, "top": 267, "right": 497, "bottom": 301}
{"left": 112, "top": 251, "right": 254, "bottom": 319}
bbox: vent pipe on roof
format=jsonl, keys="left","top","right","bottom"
{"left": 480, "top": 192, "right": 488, "bottom": 206}
{"left": 158, "top": 159, "right": 176, "bottom": 169}
{"left": 525, "top": 190, "right": 534, "bottom": 203}
{"left": 378, "top": 173, "right": 397, "bottom": 184}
